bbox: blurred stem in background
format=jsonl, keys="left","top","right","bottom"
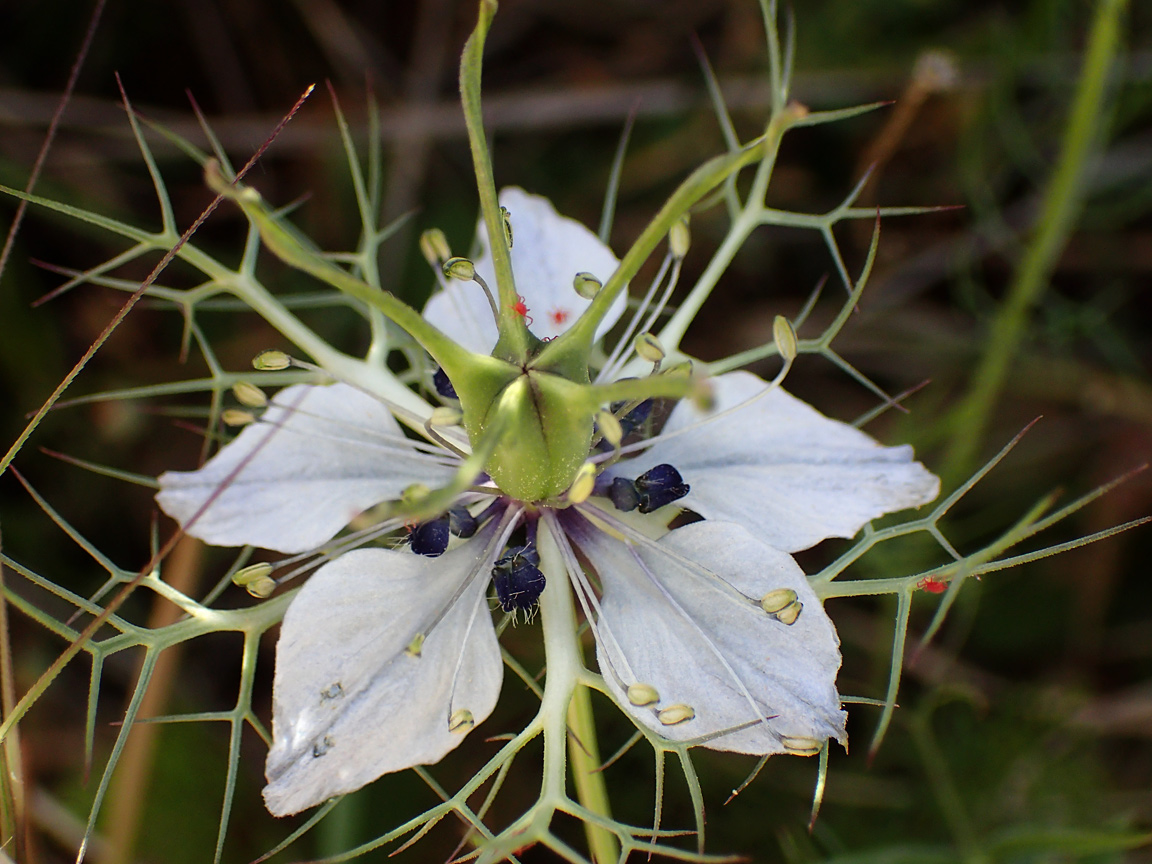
{"left": 941, "top": 0, "right": 1129, "bottom": 487}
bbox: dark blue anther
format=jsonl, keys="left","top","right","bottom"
{"left": 433, "top": 367, "right": 457, "bottom": 400}
{"left": 448, "top": 505, "right": 478, "bottom": 538}
{"left": 607, "top": 464, "right": 689, "bottom": 513}
{"left": 491, "top": 544, "right": 546, "bottom": 613}
{"left": 411, "top": 516, "right": 450, "bottom": 557}
{"left": 608, "top": 476, "right": 641, "bottom": 512}
{"left": 617, "top": 399, "right": 653, "bottom": 436}
{"left": 635, "top": 463, "right": 690, "bottom": 513}
{"left": 596, "top": 398, "right": 655, "bottom": 452}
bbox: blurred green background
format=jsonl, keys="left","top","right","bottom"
{"left": 0, "top": 0, "right": 1150, "bottom": 862}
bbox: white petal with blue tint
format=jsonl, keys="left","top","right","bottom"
{"left": 621, "top": 371, "right": 940, "bottom": 552}
{"left": 570, "top": 517, "right": 845, "bottom": 753}
{"left": 423, "top": 187, "right": 626, "bottom": 353}
{"left": 156, "top": 383, "right": 456, "bottom": 553}
{"left": 263, "top": 540, "right": 502, "bottom": 815}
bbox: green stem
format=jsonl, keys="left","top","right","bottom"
{"left": 460, "top": 0, "right": 532, "bottom": 362}
{"left": 941, "top": 0, "right": 1128, "bottom": 484}
{"left": 537, "top": 519, "right": 618, "bottom": 863}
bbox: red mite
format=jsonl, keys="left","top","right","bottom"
{"left": 918, "top": 577, "right": 947, "bottom": 594}
{"left": 512, "top": 295, "right": 532, "bottom": 325}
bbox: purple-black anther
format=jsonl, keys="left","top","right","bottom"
{"left": 492, "top": 544, "right": 546, "bottom": 612}
{"left": 608, "top": 476, "right": 641, "bottom": 512}
{"left": 433, "top": 367, "right": 457, "bottom": 400}
{"left": 448, "top": 506, "right": 478, "bottom": 538}
{"left": 411, "top": 516, "right": 450, "bottom": 557}
{"left": 634, "top": 463, "right": 690, "bottom": 514}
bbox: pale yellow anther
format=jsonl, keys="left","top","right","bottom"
{"left": 565, "top": 462, "right": 598, "bottom": 506}
{"left": 658, "top": 703, "right": 696, "bottom": 726}
{"left": 405, "top": 633, "right": 425, "bottom": 657}
{"left": 774, "top": 600, "right": 803, "bottom": 626}
{"left": 500, "top": 206, "right": 514, "bottom": 248}
{"left": 634, "top": 332, "right": 665, "bottom": 364}
{"left": 420, "top": 228, "right": 451, "bottom": 266}
{"left": 232, "top": 381, "right": 268, "bottom": 408}
{"left": 443, "top": 256, "right": 476, "bottom": 281}
{"left": 669, "top": 215, "right": 691, "bottom": 259}
{"left": 626, "top": 683, "right": 660, "bottom": 707}
{"left": 252, "top": 349, "right": 291, "bottom": 371}
{"left": 773, "top": 315, "right": 797, "bottom": 362}
{"left": 662, "top": 360, "right": 693, "bottom": 378}
{"left": 596, "top": 410, "right": 623, "bottom": 449}
{"left": 222, "top": 409, "right": 256, "bottom": 427}
{"left": 245, "top": 575, "right": 277, "bottom": 599}
{"left": 448, "top": 708, "right": 474, "bottom": 734}
{"left": 232, "top": 562, "right": 274, "bottom": 587}
{"left": 780, "top": 735, "right": 822, "bottom": 756}
{"left": 402, "top": 483, "right": 432, "bottom": 505}
{"left": 573, "top": 272, "right": 602, "bottom": 299}
{"left": 760, "top": 588, "right": 798, "bottom": 615}
{"left": 429, "top": 406, "right": 463, "bottom": 427}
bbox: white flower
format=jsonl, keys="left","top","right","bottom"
{"left": 156, "top": 189, "right": 939, "bottom": 816}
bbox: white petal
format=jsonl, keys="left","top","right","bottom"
{"left": 156, "top": 383, "right": 456, "bottom": 553}
{"left": 569, "top": 516, "right": 845, "bottom": 753}
{"left": 263, "top": 540, "right": 502, "bottom": 815}
{"left": 621, "top": 371, "right": 940, "bottom": 552}
{"left": 423, "top": 187, "right": 626, "bottom": 353}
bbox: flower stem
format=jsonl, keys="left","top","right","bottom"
{"left": 537, "top": 519, "right": 619, "bottom": 863}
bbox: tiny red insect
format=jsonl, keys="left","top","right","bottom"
{"left": 918, "top": 577, "right": 948, "bottom": 594}
{"left": 512, "top": 295, "right": 532, "bottom": 325}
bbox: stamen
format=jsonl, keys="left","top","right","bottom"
{"left": 491, "top": 543, "right": 546, "bottom": 614}
{"left": 780, "top": 736, "right": 822, "bottom": 756}
{"left": 626, "top": 683, "right": 660, "bottom": 707}
{"left": 633, "top": 463, "right": 690, "bottom": 513}
{"left": 433, "top": 367, "right": 458, "bottom": 400}
{"left": 252, "top": 349, "right": 291, "bottom": 371}
{"left": 759, "top": 588, "right": 798, "bottom": 614}
{"left": 658, "top": 703, "right": 696, "bottom": 726}
{"left": 232, "top": 381, "right": 268, "bottom": 408}
{"left": 448, "top": 708, "right": 475, "bottom": 734}
{"left": 410, "top": 515, "right": 450, "bottom": 557}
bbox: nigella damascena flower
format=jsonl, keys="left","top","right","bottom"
{"left": 156, "top": 189, "right": 939, "bottom": 816}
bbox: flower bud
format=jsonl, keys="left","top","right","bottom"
{"left": 232, "top": 381, "right": 267, "bottom": 408}
{"left": 634, "top": 332, "right": 665, "bottom": 364}
{"left": 626, "top": 683, "right": 660, "bottom": 707}
{"left": 252, "top": 349, "right": 291, "bottom": 371}
{"left": 443, "top": 257, "right": 476, "bottom": 281}
{"left": 420, "top": 228, "right": 451, "bottom": 266}
{"left": 573, "top": 272, "right": 602, "bottom": 299}
{"left": 658, "top": 703, "right": 695, "bottom": 725}
{"left": 669, "top": 215, "right": 690, "bottom": 259}
{"left": 222, "top": 409, "right": 256, "bottom": 427}
{"left": 773, "top": 315, "right": 797, "bottom": 362}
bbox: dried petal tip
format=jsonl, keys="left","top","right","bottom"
{"left": 443, "top": 257, "right": 476, "bottom": 281}
{"left": 573, "top": 271, "right": 602, "bottom": 299}
{"left": 448, "top": 708, "right": 475, "bottom": 734}
{"left": 626, "top": 683, "right": 660, "bottom": 707}
{"left": 760, "top": 588, "right": 798, "bottom": 615}
{"left": 780, "top": 736, "right": 822, "bottom": 756}
{"left": 252, "top": 350, "right": 291, "bottom": 371}
{"left": 658, "top": 703, "right": 696, "bottom": 726}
